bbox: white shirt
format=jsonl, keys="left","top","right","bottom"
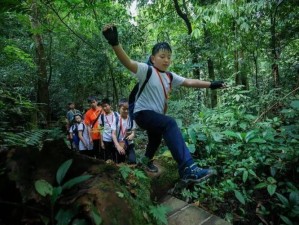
{"left": 99, "top": 112, "right": 119, "bottom": 142}
{"left": 111, "top": 116, "right": 136, "bottom": 144}
{"left": 132, "top": 62, "right": 185, "bottom": 114}
{"left": 77, "top": 123, "right": 93, "bottom": 150}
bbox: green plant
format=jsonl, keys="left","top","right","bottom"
{"left": 34, "top": 159, "right": 96, "bottom": 225}
{"left": 118, "top": 164, "right": 170, "bottom": 225}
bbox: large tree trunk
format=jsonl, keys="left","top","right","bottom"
{"left": 30, "top": 1, "right": 50, "bottom": 127}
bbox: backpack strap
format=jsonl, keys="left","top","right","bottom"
{"left": 166, "top": 72, "right": 173, "bottom": 82}
{"left": 114, "top": 112, "right": 119, "bottom": 127}
{"left": 100, "top": 114, "right": 104, "bottom": 127}
{"left": 136, "top": 65, "right": 152, "bottom": 100}
{"left": 91, "top": 109, "right": 102, "bottom": 128}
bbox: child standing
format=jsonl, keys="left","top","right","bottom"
{"left": 102, "top": 25, "right": 225, "bottom": 182}
{"left": 72, "top": 114, "right": 93, "bottom": 156}
{"left": 99, "top": 98, "right": 119, "bottom": 162}
{"left": 112, "top": 99, "right": 136, "bottom": 164}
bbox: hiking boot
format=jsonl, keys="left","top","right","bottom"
{"left": 181, "top": 163, "right": 214, "bottom": 182}
{"left": 146, "top": 161, "right": 159, "bottom": 173}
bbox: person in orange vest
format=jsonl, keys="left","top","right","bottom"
{"left": 84, "top": 96, "right": 103, "bottom": 159}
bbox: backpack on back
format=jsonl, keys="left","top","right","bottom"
{"left": 72, "top": 123, "right": 85, "bottom": 146}
{"left": 128, "top": 65, "right": 173, "bottom": 120}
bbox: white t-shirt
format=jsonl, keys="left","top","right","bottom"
{"left": 77, "top": 123, "right": 93, "bottom": 151}
{"left": 132, "top": 62, "right": 185, "bottom": 114}
{"left": 111, "top": 116, "right": 136, "bottom": 144}
{"left": 99, "top": 112, "right": 119, "bottom": 142}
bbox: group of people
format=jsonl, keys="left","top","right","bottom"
{"left": 67, "top": 24, "right": 226, "bottom": 184}
{"left": 66, "top": 97, "right": 136, "bottom": 164}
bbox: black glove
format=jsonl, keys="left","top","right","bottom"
{"left": 210, "top": 80, "right": 224, "bottom": 90}
{"left": 102, "top": 25, "right": 119, "bottom": 46}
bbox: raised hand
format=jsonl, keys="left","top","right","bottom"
{"left": 102, "top": 24, "right": 119, "bottom": 46}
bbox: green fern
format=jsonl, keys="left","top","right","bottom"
{"left": 2, "top": 129, "right": 48, "bottom": 148}
{"left": 149, "top": 204, "right": 170, "bottom": 225}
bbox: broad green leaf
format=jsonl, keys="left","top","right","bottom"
{"left": 267, "top": 177, "right": 276, "bottom": 184}
{"left": 290, "top": 100, "right": 299, "bottom": 110}
{"left": 35, "top": 179, "right": 53, "bottom": 197}
{"left": 248, "top": 138, "right": 266, "bottom": 143}
{"left": 289, "top": 192, "right": 299, "bottom": 205}
{"left": 211, "top": 132, "right": 223, "bottom": 142}
{"left": 90, "top": 206, "right": 102, "bottom": 225}
{"left": 270, "top": 167, "right": 277, "bottom": 177}
{"left": 234, "top": 190, "right": 245, "bottom": 205}
{"left": 55, "top": 208, "right": 77, "bottom": 225}
{"left": 242, "top": 170, "right": 248, "bottom": 183}
{"left": 188, "top": 128, "right": 197, "bottom": 144}
{"left": 116, "top": 191, "right": 124, "bottom": 198}
{"left": 175, "top": 119, "right": 182, "bottom": 128}
{"left": 280, "top": 215, "right": 294, "bottom": 225}
{"left": 248, "top": 169, "right": 257, "bottom": 177}
{"left": 267, "top": 184, "right": 277, "bottom": 196}
{"left": 276, "top": 193, "right": 289, "bottom": 207}
{"left": 254, "top": 182, "right": 267, "bottom": 189}
{"left": 51, "top": 186, "right": 62, "bottom": 205}
{"left": 187, "top": 143, "right": 196, "bottom": 153}
{"left": 245, "top": 130, "right": 256, "bottom": 143}
{"left": 56, "top": 159, "right": 73, "bottom": 185}
{"left": 62, "top": 175, "right": 92, "bottom": 190}
{"left": 197, "top": 133, "right": 207, "bottom": 142}
{"left": 222, "top": 130, "right": 239, "bottom": 139}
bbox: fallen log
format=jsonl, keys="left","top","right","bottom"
{"left": 0, "top": 138, "right": 166, "bottom": 225}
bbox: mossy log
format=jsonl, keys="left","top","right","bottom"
{"left": 0, "top": 139, "right": 179, "bottom": 225}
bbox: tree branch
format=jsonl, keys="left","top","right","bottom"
{"left": 173, "top": 0, "right": 192, "bottom": 35}
{"left": 254, "top": 86, "right": 299, "bottom": 123}
{"left": 43, "top": 1, "right": 96, "bottom": 50}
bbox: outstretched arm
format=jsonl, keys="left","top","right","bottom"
{"left": 182, "top": 79, "right": 211, "bottom": 88}
{"left": 182, "top": 79, "right": 226, "bottom": 89}
{"left": 102, "top": 24, "right": 138, "bottom": 74}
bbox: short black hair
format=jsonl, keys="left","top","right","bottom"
{"left": 87, "top": 96, "right": 97, "bottom": 103}
{"left": 101, "top": 98, "right": 110, "bottom": 105}
{"left": 151, "top": 42, "right": 172, "bottom": 56}
{"left": 73, "top": 113, "right": 82, "bottom": 121}
{"left": 118, "top": 98, "right": 128, "bottom": 107}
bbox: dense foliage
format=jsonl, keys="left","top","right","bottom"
{"left": 1, "top": 0, "right": 298, "bottom": 224}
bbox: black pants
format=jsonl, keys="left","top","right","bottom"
{"left": 135, "top": 110, "right": 193, "bottom": 174}
{"left": 115, "top": 143, "right": 136, "bottom": 164}
{"left": 103, "top": 141, "right": 115, "bottom": 161}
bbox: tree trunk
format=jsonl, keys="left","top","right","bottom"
{"left": 233, "top": 21, "right": 247, "bottom": 88}
{"left": 30, "top": 1, "right": 50, "bottom": 127}
{"left": 208, "top": 59, "right": 217, "bottom": 108}
{"left": 173, "top": 0, "right": 201, "bottom": 103}
{"left": 270, "top": 1, "right": 284, "bottom": 88}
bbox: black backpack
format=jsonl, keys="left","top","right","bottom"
{"left": 71, "top": 123, "right": 85, "bottom": 146}
{"left": 128, "top": 65, "right": 173, "bottom": 120}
